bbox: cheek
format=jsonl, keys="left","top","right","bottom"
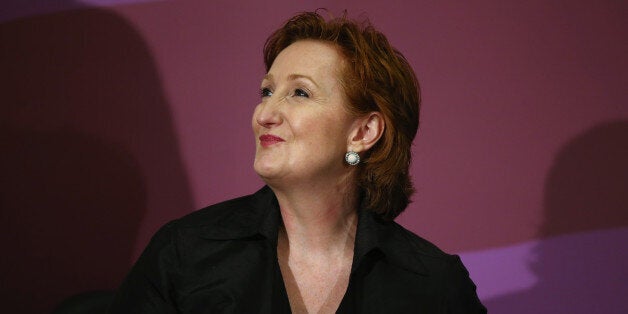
{"left": 317, "top": 111, "right": 351, "bottom": 136}
{"left": 298, "top": 116, "right": 348, "bottom": 148}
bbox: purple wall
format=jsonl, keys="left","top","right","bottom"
{"left": 2, "top": 0, "right": 627, "bottom": 312}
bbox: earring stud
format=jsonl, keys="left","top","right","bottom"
{"left": 345, "top": 151, "right": 360, "bottom": 166}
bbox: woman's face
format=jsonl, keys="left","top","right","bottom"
{"left": 252, "top": 40, "right": 358, "bottom": 187}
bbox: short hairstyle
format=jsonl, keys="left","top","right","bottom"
{"left": 264, "top": 11, "right": 421, "bottom": 220}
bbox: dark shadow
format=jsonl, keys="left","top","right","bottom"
{"left": 485, "top": 121, "right": 628, "bottom": 313}
{"left": 0, "top": 4, "right": 193, "bottom": 313}
{"left": 51, "top": 290, "right": 115, "bottom": 314}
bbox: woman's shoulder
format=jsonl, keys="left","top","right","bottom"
{"left": 356, "top": 213, "right": 486, "bottom": 311}
{"left": 166, "top": 186, "right": 276, "bottom": 239}
{"left": 380, "top": 220, "right": 486, "bottom": 311}
{"left": 375, "top": 218, "right": 464, "bottom": 275}
{"left": 388, "top": 221, "right": 450, "bottom": 258}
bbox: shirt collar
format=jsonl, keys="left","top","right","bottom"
{"left": 353, "top": 207, "right": 429, "bottom": 276}
{"left": 197, "top": 186, "right": 428, "bottom": 275}
{"left": 193, "top": 186, "right": 277, "bottom": 240}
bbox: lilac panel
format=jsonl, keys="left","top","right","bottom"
{"left": 460, "top": 241, "right": 538, "bottom": 300}
{"left": 461, "top": 227, "right": 628, "bottom": 313}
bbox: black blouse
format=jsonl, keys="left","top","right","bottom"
{"left": 108, "top": 186, "right": 486, "bottom": 313}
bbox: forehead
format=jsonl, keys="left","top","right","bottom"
{"left": 268, "top": 40, "right": 345, "bottom": 80}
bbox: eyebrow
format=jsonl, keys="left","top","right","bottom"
{"left": 262, "top": 73, "right": 320, "bottom": 88}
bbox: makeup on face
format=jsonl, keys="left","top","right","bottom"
{"left": 259, "top": 134, "right": 285, "bottom": 147}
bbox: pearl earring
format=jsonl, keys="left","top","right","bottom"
{"left": 345, "top": 151, "right": 360, "bottom": 166}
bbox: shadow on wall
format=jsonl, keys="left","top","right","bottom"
{"left": 486, "top": 120, "right": 628, "bottom": 313}
{"left": 0, "top": 4, "right": 193, "bottom": 314}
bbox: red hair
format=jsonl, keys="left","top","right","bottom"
{"left": 264, "top": 11, "right": 421, "bottom": 219}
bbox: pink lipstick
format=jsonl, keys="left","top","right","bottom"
{"left": 259, "top": 134, "right": 285, "bottom": 147}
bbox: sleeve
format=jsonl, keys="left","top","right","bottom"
{"left": 107, "top": 222, "right": 180, "bottom": 314}
{"left": 446, "top": 255, "right": 487, "bottom": 314}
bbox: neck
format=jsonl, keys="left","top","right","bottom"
{"left": 270, "top": 174, "right": 359, "bottom": 253}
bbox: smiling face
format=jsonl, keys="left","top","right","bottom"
{"left": 252, "top": 40, "right": 358, "bottom": 188}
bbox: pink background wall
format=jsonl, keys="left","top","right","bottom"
{"left": 2, "top": 1, "right": 627, "bottom": 313}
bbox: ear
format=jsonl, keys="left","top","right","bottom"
{"left": 347, "top": 112, "right": 385, "bottom": 153}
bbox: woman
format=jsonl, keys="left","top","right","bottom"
{"left": 109, "top": 12, "right": 486, "bottom": 313}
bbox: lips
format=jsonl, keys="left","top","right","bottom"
{"left": 259, "top": 134, "right": 285, "bottom": 147}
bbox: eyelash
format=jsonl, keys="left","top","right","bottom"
{"left": 259, "top": 87, "right": 310, "bottom": 98}
{"left": 260, "top": 87, "right": 272, "bottom": 98}
{"left": 293, "top": 88, "right": 309, "bottom": 98}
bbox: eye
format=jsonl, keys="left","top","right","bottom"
{"left": 260, "top": 87, "right": 273, "bottom": 98}
{"left": 293, "top": 88, "right": 309, "bottom": 98}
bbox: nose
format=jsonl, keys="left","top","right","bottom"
{"left": 254, "top": 96, "right": 284, "bottom": 129}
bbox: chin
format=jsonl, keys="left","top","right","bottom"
{"left": 253, "top": 162, "right": 277, "bottom": 180}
